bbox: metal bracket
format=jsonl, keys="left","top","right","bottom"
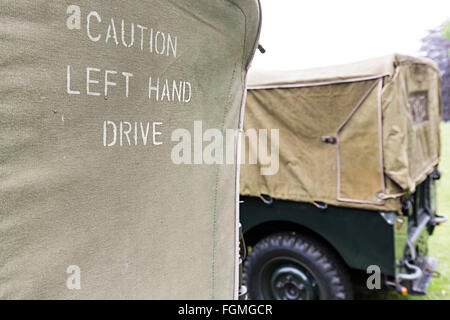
{"left": 321, "top": 136, "right": 337, "bottom": 144}
{"left": 257, "top": 44, "right": 266, "bottom": 54}
{"left": 379, "top": 212, "right": 396, "bottom": 225}
{"left": 259, "top": 194, "right": 273, "bottom": 205}
{"left": 433, "top": 214, "right": 448, "bottom": 226}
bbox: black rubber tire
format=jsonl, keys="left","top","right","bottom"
{"left": 243, "top": 232, "right": 353, "bottom": 300}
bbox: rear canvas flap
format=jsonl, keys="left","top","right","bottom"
{"left": 383, "top": 63, "right": 441, "bottom": 192}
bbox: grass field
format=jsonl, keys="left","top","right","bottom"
{"left": 371, "top": 122, "right": 450, "bottom": 300}
{"left": 423, "top": 121, "right": 450, "bottom": 300}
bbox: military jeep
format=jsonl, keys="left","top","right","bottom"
{"left": 239, "top": 54, "right": 447, "bottom": 300}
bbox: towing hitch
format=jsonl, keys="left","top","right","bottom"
{"left": 394, "top": 257, "right": 440, "bottom": 295}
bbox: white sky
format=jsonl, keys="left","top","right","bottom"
{"left": 252, "top": 0, "right": 450, "bottom": 71}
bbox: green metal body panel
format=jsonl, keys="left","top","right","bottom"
{"left": 241, "top": 177, "right": 438, "bottom": 279}
{"left": 240, "top": 196, "right": 397, "bottom": 276}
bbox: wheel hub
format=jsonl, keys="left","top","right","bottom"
{"left": 269, "top": 265, "right": 317, "bottom": 300}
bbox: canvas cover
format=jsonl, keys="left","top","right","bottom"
{"left": 0, "top": 0, "right": 261, "bottom": 299}
{"left": 240, "top": 54, "right": 441, "bottom": 212}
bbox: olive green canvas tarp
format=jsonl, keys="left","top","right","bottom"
{"left": 240, "top": 54, "right": 441, "bottom": 212}
{"left": 0, "top": 0, "right": 261, "bottom": 299}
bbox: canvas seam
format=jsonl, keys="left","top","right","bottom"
{"left": 248, "top": 74, "right": 391, "bottom": 90}
{"left": 211, "top": 65, "right": 238, "bottom": 299}
{"left": 227, "top": 0, "right": 262, "bottom": 300}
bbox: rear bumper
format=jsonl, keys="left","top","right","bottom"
{"left": 411, "top": 256, "right": 439, "bottom": 295}
{"left": 394, "top": 256, "right": 439, "bottom": 295}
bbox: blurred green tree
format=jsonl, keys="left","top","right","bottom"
{"left": 420, "top": 20, "right": 450, "bottom": 120}
{"left": 442, "top": 21, "right": 450, "bottom": 40}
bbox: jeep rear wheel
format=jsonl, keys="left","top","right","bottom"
{"left": 243, "top": 232, "right": 353, "bottom": 300}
